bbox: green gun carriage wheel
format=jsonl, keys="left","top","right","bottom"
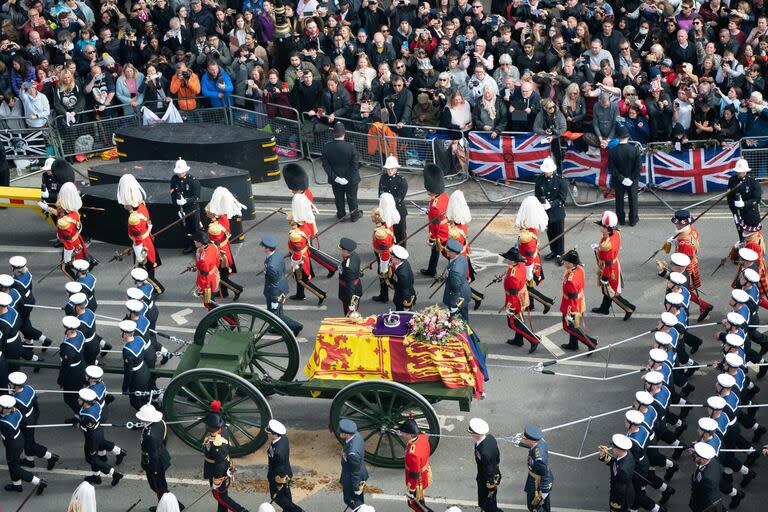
{"left": 328, "top": 380, "right": 441, "bottom": 468}
{"left": 162, "top": 368, "right": 273, "bottom": 457}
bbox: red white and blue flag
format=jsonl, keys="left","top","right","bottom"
{"left": 562, "top": 145, "right": 649, "bottom": 188}
{"left": 467, "top": 132, "right": 551, "bottom": 181}
{"left": 650, "top": 144, "right": 740, "bottom": 193}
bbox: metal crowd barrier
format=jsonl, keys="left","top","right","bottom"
{"left": 52, "top": 104, "right": 141, "bottom": 158}
{"left": 169, "top": 96, "right": 230, "bottom": 125}
{"left": 740, "top": 136, "right": 768, "bottom": 180}
{"left": 0, "top": 115, "right": 56, "bottom": 162}
{"left": 229, "top": 95, "right": 303, "bottom": 162}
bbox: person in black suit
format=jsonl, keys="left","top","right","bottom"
{"left": 266, "top": 419, "right": 304, "bottom": 512}
{"left": 534, "top": 157, "right": 567, "bottom": 264}
{"left": 608, "top": 125, "right": 641, "bottom": 226}
{"left": 379, "top": 156, "right": 409, "bottom": 246}
{"left": 689, "top": 442, "right": 725, "bottom": 512}
{"left": 599, "top": 434, "right": 635, "bottom": 512}
{"left": 322, "top": 122, "right": 361, "bottom": 221}
{"left": 727, "top": 158, "right": 762, "bottom": 240}
{"left": 390, "top": 245, "right": 415, "bottom": 311}
{"left": 338, "top": 237, "right": 362, "bottom": 316}
{"left": 468, "top": 418, "right": 502, "bottom": 512}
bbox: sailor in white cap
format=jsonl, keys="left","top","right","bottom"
{"left": 0, "top": 290, "right": 30, "bottom": 371}
{"left": 63, "top": 280, "right": 86, "bottom": 316}
{"left": 389, "top": 245, "right": 415, "bottom": 311}
{"left": 59, "top": 316, "right": 86, "bottom": 415}
{"left": 643, "top": 370, "right": 688, "bottom": 454}
{"left": 70, "top": 292, "right": 108, "bottom": 366}
{"left": 169, "top": 158, "right": 202, "bottom": 254}
{"left": 735, "top": 267, "right": 768, "bottom": 346}
{"left": 0, "top": 394, "right": 48, "bottom": 494}
{"left": 136, "top": 404, "right": 178, "bottom": 508}
{"left": 379, "top": 155, "right": 408, "bottom": 244}
{"left": 119, "top": 319, "right": 151, "bottom": 411}
{"left": 72, "top": 258, "right": 98, "bottom": 311}
{"left": 77, "top": 387, "right": 125, "bottom": 487}
{"left": 125, "top": 298, "right": 163, "bottom": 395}
{"left": 598, "top": 434, "right": 635, "bottom": 511}
{"left": 265, "top": 419, "right": 303, "bottom": 512}
{"left": 656, "top": 252, "right": 690, "bottom": 282}
{"left": 85, "top": 365, "right": 113, "bottom": 414}
{"left": 690, "top": 441, "right": 723, "bottom": 511}
{"left": 8, "top": 371, "right": 60, "bottom": 471}
{"left": 623, "top": 409, "right": 673, "bottom": 509}
{"left": 467, "top": 418, "right": 502, "bottom": 512}
{"left": 665, "top": 290, "right": 704, "bottom": 363}
{"left": 7, "top": 256, "right": 51, "bottom": 351}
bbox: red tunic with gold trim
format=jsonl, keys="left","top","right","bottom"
{"left": 518, "top": 228, "right": 542, "bottom": 282}
{"left": 675, "top": 226, "right": 702, "bottom": 289}
{"left": 427, "top": 193, "right": 449, "bottom": 250}
{"left": 127, "top": 203, "right": 158, "bottom": 266}
{"left": 738, "top": 230, "right": 768, "bottom": 297}
{"left": 596, "top": 231, "right": 622, "bottom": 293}
{"left": 404, "top": 434, "right": 432, "bottom": 509}
{"left": 373, "top": 224, "right": 394, "bottom": 264}
{"left": 560, "top": 265, "right": 586, "bottom": 316}
{"left": 195, "top": 243, "right": 220, "bottom": 296}
{"left": 304, "top": 188, "right": 315, "bottom": 205}
{"left": 504, "top": 262, "right": 529, "bottom": 313}
{"left": 56, "top": 211, "right": 88, "bottom": 258}
{"left": 288, "top": 227, "right": 312, "bottom": 276}
{"left": 208, "top": 215, "right": 236, "bottom": 273}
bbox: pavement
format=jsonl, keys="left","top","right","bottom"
{"left": 1, "top": 170, "right": 767, "bottom": 512}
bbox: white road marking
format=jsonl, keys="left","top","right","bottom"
{"left": 371, "top": 492, "right": 603, "bottom": 512}
{"left": 535, "top": 322, "right": 566, "bottom": 357}
{"left": 0, "top": 245, "right": 61, "bottom": 253}
{"left": 488, "top": 353, "right": 641, "bottom": 372}
{"left": 435, "top": 414, "right": 465, "bottom": 432}
{"left": 170, "top": 308, "right": 193, "bottom": 325}
{"left": 0, "top": 464, "right": 208, "bottom": 486}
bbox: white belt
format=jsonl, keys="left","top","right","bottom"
{"left": 24, "top": 409, "right": 33, "bottom": 418}
{"left": 132, "top": 362, "right": 144, "bottom": 371}
{"left": 5, "top": 333, "right": 19, "bottom": 344}
{"left": 69, "top": 361, "right": 82, "bottom": 367}
{"left": 147, "top": 301, "right": 154, "bottom": 309}
{"left": 85, "top": 334, "right": 95, "bottom": 343}
{"left": 23, "top": 290, "right": 30, "bottom": 298}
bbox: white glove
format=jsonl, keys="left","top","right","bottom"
{"left": 177, "top": 210, "right": 184, "bottom": 219}
{"left": 63, "top": 248, "right": 74, "bottom": 264}
{"left": 379, "top": 259, "right": 389, "bottom": 275}
{"left": 541, "top": 493, "right": 549, "bottom": 500}
{"left": 622, "top": 178, "right": 633, "bottom": 186}
{"left": 270, "top": 302, "right": 279, "bottom": 310}
{"left": 525, "top": 264, "right": 534, "bottom": 281}
{"left": 291, "top": 259, "right": 301, "bottom": 271}
{"left": 450, "top": 307, "right": 458, "bottom": 314}
{"left": 334, "top": 177, "right": 348, "bottom": 185}
{"left": 37, "top": 201, "right": 49, "bottom": 211}
{"left": 734, "top": 213, "right": 740, "bottom": 224}
{"left": 543, "top": 199, "right": 551, "bottom": 210}
{"left": 354, "top": 489, "right": 363, "bottom": 495}
{"left": 590, "top": 242, "right": 599, "bottom": 251}
{"left": 348, "top": 305, "right": 356, "bottom": 311}
{"left": 41, "top": 188, "right": 49, "bottom": 199}
{"left": 132, "top": 244, "right": 146, "bottom": 263}
{"left": 176, "top": 197, "right": 187, "bottom": 206}
{"left": 565, "top": 314, "right": 574, "bottom": 323}
{"left": 734, "top": 241, "right": 744, "bottom": 249}
{"left": 734, "top": 199, "right": 745, "bottom": 208}
{"left": 674, "top": 142, "right": 681, "bottom": 152}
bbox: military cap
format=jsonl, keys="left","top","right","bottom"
{"left": 119, "top": 320, "right": 137, "bottom": 333}
{"left": 260, "top": 235, "right": 278, "bottom": 249}
{"left": 339, "top": 419, "right": 358, "bottom": 434}
{"left": 561, "top": 249, "right": 581, "bottom": 265}
{"left": 85, "top": 365, "right": 104, "bottom": 379}
{"left": 338, "top": 238, "right": 357, "bottom": 251}
{"left": 725, "top": 353, "right": 744, "bottom": 368}
{"left": 660, "top": 312, "right": 678, "bottom": 327}
{"left": 204, "top": 412, "right": 223, "bottom": 428}
{"left": 9, "top": 256, "right": 27, "bottom": 268}
{"left": 0, "top": 274, "right": 13, "bottom": 287}
{"left": 72, "top": 259, "right": 90, "bottom": 271}
{"left": 738, "top": 248, "right": 758, "bottom": 262}
{"left": 635, "top": 391, "right": 654, "bottom": 406}
{"left": 717, "top": 373, "right": 736, "bottom": 388}
{"left": 399, "top": 419, "right": 420, "bottom": 435}
{"left": 392, "top": 245, "right": 409, "bottom": 260}
{"left": 0, "top": 395, "right": 16, "bottom": 409}
{"left": 266, "top": 419, "right": 286, "bottom": 436}
{"left": 79, "top": 388, "right": 98, "bottom": 402}
{"left": 743, "top": 268, "right": 760, "bottom": 283}
{"left": 669, "top": 272, "right": 687, "bottom": 285}
{"left": 726, "top": 311, "right": 746, "bottom": 326}
{"left": 670, "top": 253, "right": 691, "bottom": 267}
{"left": 8, "top": 372, "right": 27, "bottom": 386}
{"left": 468, "top": 418, "right": 489, "bottom": 435}
{"left": 69, "top": 292, "right": 88, "bottom": 306}
{"left": 0, "top": 292, "right": 11, "bottom": 307}
{"left": 62, "top": 316, "right": 81, "bottom": 329}
{"left": 523, "top": 425, "right": 543, "bottom": 440}
{"left": 644, "top": 371, "right": 664, "bottom": 385}
{"left": 126, "top": 299, "right": 144, "bottom": 313}
{"left": 654, "top": 331, "right": 672, "bottom": 346}
{"left": 611, "top": 434, "right": 632, "bottom": 451}
{"left": 731, "top": 289, "right": 750, "bottom": 303}
{"left": 625, "top": 410, "right": 645, "bottom": 425}
{"left": 65, "top": 281, "right": 83, "bottom": 294}
{"left": 694, "top": 442, "right": 716, "bottom": 460}
{"left": 698, "top": 417, "right": 718, "bottom": 432}
{"left": 725, "top": 333, "right": 745, "bottom": 348}
{"left": 445, "top": 238, "right": 463, "bottom": 254}
{"left": 649, "top": 348, "right": 668, "bottom": 363}
{"left": 131, "top": 268, "right": 149, "bottom": 281}
{"left": 707, "top": 396, "right": 726, "bottom": 410}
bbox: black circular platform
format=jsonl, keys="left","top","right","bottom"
{"left": 115, "top": 123, "right": 280, "bottom": 183}
{"left": 87, "top": 160, "right": 255, "bottom": 220}
{"left": 81, "top": 183, "right": 242, "bottom": 248}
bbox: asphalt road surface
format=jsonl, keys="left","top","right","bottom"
{"left": 0, "top": 198, "right": 766, "bottom": 512}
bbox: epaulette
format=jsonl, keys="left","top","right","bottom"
{"left": 448, "top": 225, "right": 464, "bottom": 241}
{"left": 57, "top": 216, "right": 72, "bottom": 229}
{"left": 519, "top": 229, "right": 533, "bottom": 243}
{"left": 128, "top": 210, "right": 144, "bottom": 226}
{"left": 208, "top": 221, "right": 224, "bottom": 236}
{"left": 213, "top": 434, "right": 228, "bottom": 447}
{"left": 600, "top": 238, "right": 611, "bottom": 250}
{"left": 289, "top": 229, "right": 303, "bottom": 243}
{"left": 374, "top": 227, "right": 388, "bottom": 240}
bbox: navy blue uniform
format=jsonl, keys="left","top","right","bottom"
{"left": 122, "top": 336, "right": 151, "bottom": 411}
{"left": 58, "top": 332, "right": 86, "bottom": 414}
{"left": 523, "top": 439, "right": 553, "bottom": 512}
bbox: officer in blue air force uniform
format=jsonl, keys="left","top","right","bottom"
{"left": 517, "top": 424, "right": 553, "bottom": 512}
{"left": 261, "top": 235, "right": 303, "bottom": 336}
{"left": 443, "top": 238, "right": 472, "bottom": 322}
{"left": 8, "top": 371, "right": 59, "bottom": 471}
{"left": 338, "top": 419, "right": 368, "bottom": 509}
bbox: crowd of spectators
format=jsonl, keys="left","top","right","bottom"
{"left": 1, "top": 0, "right": 768, "bottom": 149}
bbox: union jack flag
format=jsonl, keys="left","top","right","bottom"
{"left": 467, "top": 132, "right": 551, "bottom": 181}
{"left": 651, "top": 144, "right": 740, "bottom": 194}
{"left": 562, "top": 145, "right": 649, "bottom": 188}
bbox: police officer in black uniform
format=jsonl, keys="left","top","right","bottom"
{"left": 266, "top": 419, "right": 304, "bottom": 512}
{"left": 390, "top": 245, "right": 416, "bottom": 311}
{"left": 608, "top": 125, "right": 642, "bottom": 226}
{"left": 599, "top": 434, "right": 635, "bottom": 512}
{"left": 203, "top": 405, "right": 247, "bottom": 512}
{"left": 8, "top": 372, "right": 60, "bottom": 471}
{"left": 338, "top": 238, "right": 362, "bottom": 317}
{"left": 534, "top": 157, "right": 568, "bottom": 264}
{"left": 169, "top": 158, "right": 202, "bottom": 254}
{"left": 136, "top": 404, "right": 179, "bottom": 509}
{"left": 468, "top": 418, "right": 502, "bottom": 512}
{"left": 0, "top": 394, "right": 48, "bottom": 494}
{"left": 727, "top": 158, "right": 762, "bottom": 240}
{"left": 379, "top": 156, "right": 409, "bottom": 245}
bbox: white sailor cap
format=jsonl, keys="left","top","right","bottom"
{"left": 743, "top": 268, "right": 760, "bottom": 284}
{"left": 69, "top": 292, "right": 88, "bottom": 306}
{"left": 731, "top": 289, "right": 750, "bottom": 304}
{"left": 0, "top": 395, "right": 16, "bottom": 409}
{"left": 665, "top": 292, "right": 684, "bottom": 306}
{"left": 717, "top": 373, "right": 736, "bottom": 389}
{"left": 644, "top": 371, "right": 664, "bottom": 385}
{"left": 0, "top": 292, "right": 11, "bottom": 307}
{"left": 625, "top": 409, "right": 645, "bottom": 425}
{"left": 635, "top": 391, "right": 654, "bottom": 406}
{"left": 126, "top": 287, "right": 144, "bottom": 300}
{"left": 694, "top": 441, "right": 716, "bottom": 460}
{"left": 392, "top": 245, "right": 409, "bottom": 260}
{"left": 698, "top": 417, "right": 718, "bottom": 432}
{"left": 65, "top": 281, "right": 83, "bottom": 294}
{"left": 726, "top": 311, "right": 746, "bottom": 326}
{"left": 670, "top": 253, "right": 691, "bottom": 267}
{"left": 62, "top": 316, "right": 81, "bottom": 329}
{"left": 0, "top": 274, "right": 14, "bottom": 287}
{"left": 136, "top": 404, "right": 163, "bottom": 423}
{"left": 660, "top": 311, "right": 678, "bottom": 327}
{"left": 649, "top": 348, "right": 668, "bottom": 363}
{"left": 654, "top": 331, "right": 673, "bottom": 346}
{"left": 72, "top": 259, "right": 90, "bottom": 271}
{"left": 707, "top": 396, "right": 727, "bottom": 410}
{"left": 119, "top": 320, "right": 137, "bottom": 333}
{"left": 258, "top": 504, "right": 277, "bottom": 512}
{"left": 725, "top": 353, "right": 744, "bottom": 368}
{"left": 266, "top": 419, "right": 287, "bottom": 436}
{"left": 468, "top": 417, "right": 490, "bottom": 435}
{"left": 669, "top": 272, "right": 687, "bottom": 285}
{"left": 125, "top": 299, "right": 144, "bottom": 313}
{"left": 611, "top": 433, "right": 633, "bottom": 451}
{"left": 725, "top": 333, "right": 745, "bottom": 348}
{"left": 85, "top": 365, "right": 104, "bottom": 379}
{"left": 8, "top": 256, "right": 27, "bottom": 268}
{"left": 739, "top": 248, "right": 758, "bottom": 262}
{"left": 131, "top": 268, "right": 149, "bottom": 281}
{"left": 8, "top": 371, "right": 27, "bottom": 386}
{"left": 78, "top": 388, "right": 98, "bottom": 402}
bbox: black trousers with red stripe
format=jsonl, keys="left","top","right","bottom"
{"left": 210, "top": 478, "right": 246, "bottom": 512}
{"left": 562, "top": 316, "right": 596, "bottom": 348}
{"left": 507, "top": 313, "right": 540, "bottom": 345}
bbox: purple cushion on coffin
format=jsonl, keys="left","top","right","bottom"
{"left": 372, "top": 312, "right": 414, "bottom": 337}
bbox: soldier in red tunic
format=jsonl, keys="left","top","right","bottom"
{"left": 591, "top": 211, "right": 636, "bottom": 321}
{"left": 38, "top": 182, "right": 89, "bottom": 280}
{"left": 291, "top": 193, "right": 337, "bottom": 280}
{"left": 192, "top": 232, "right": 220, "bottom": 311}
{"left": 117, "top": 174, "right": 164, "bottom": 294}
{"left": 371, "top": 193, "right": 399, "bottom": 303}
{"left": 283, "top": 163, "right": 318, "bottom": 212}
{"left": 287, "top": 213, "right": 327, "bottom": 305}
{"left": 501, "top": 246, "right": 541, "bottom": 352}
{"left": 420, "top": 164, "right": 449, "bottom": 278}
{"left": 206, "top": 187, "right": 246, "bottom": 301}
{"left": 515, "top": 196, "right": 554, "bottom": 312}
{"left": 559, "top": 249, "right": 598, "bottom": 352}
{"left": 446, "top": 190, "right": 484, "bottom": 310}
{"left": 400, "top": 419, "right": 432, "bottom": 512}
